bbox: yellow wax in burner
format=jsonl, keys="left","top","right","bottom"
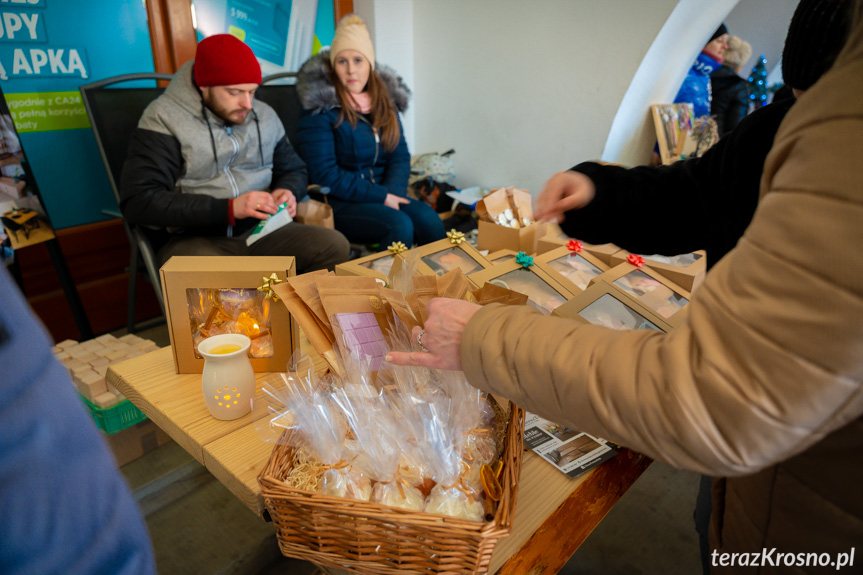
{"left": 209, "top": 344, "right": 242, "bottom": 355}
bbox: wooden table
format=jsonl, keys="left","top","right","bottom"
{"left": 108, "top": 347, "right": 650, "bottom": 574}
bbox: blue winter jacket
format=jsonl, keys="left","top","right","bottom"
{"left": 294, "top": 51, "right": 412, "bottom": 205}
{"left": 675, "top": 51, "right": 723, "bottom": 118}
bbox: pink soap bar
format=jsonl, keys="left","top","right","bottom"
{"left": 333, "top": 312, "right": 388, "bottom": 370}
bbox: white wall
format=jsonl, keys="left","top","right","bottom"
{"left": 361, "top": 0, "right": 795, "bottom": 194}
{"left": 407, "top": 0, "right": 680, "bottom": 194}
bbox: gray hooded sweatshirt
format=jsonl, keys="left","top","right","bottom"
{"left": 120, "top": 60, "right": 307, "bottom": 237}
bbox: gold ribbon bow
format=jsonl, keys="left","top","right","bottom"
{"left": 257, "top": 273, "right": 283, "bottom": 302}
{"left": 388, "top": 241, "right": 408, "bottom": 254}
{"left": 447, "top": 229, "right": 465, "bottom": 245}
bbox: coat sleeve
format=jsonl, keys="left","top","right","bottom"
{"left": 271, "top": 137, "right": 309, "bottom": 201}
{"left": 294, "top": 111, "right": 389, "bottom": 204}
{"left": 119, "top": 127, "right": 230, "bottom": 229}
{"left": 380, "top": 115, "right": 411, "bottom": 197}
{"left": 461, "top": 84, "right": 863, "bottom": 478}
{"left": 563, "top": 156, "right": 713, "bottom": 256}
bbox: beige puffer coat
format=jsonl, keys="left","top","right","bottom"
{"left": 462, "top": 15, "right": 863, "bottom": 572}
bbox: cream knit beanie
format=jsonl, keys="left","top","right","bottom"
{"left": 723, "top": 36, "right": 753, "bottom": 69}
{"left": 330, "top": 14, "right": 375, "bottom": 70}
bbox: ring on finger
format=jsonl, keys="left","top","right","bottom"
{"left": 416, "top": 330, "right": 429, "bottom": 352}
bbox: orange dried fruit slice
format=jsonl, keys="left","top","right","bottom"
{"left": 481, "top": 463, "right": 502, "bottom": 502}
{"left": 494, "top": 460, "right": 504, "bottom": 482}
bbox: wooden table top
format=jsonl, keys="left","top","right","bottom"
{"left": 107, "top": 346, "right": 650, "bottom": 574}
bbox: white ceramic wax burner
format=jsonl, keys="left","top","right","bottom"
{"left": 197, "top": 333, "right": 255, "bottom": 420}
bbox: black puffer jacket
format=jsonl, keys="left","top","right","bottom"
{"left": 564, "top": 97, "right": 794, "bottom": 271}
{"left": 711, "top": 64, "right": 751, "bottom": 136}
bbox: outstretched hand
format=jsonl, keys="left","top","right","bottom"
{"left": 385, "top": 298, "right": 482, "bottom": 371}
{"left": 534, "top": 170, "right": 596, "bottom": 224}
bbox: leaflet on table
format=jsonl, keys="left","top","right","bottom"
{"left": 523, "top": 412, "right": 617, "bottom": 478}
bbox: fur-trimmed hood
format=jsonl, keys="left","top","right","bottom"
{"left": 296, "top": 50, "right": 411, "bottom": 114}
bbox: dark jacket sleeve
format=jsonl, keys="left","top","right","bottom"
{"left": 722, "top": 82, "right": 750, "bottom": 135}
{"left": 119, "top": 127, "right": 229, "bottom": 229}
{"left": 271, "top": 137, "right": 309, "bottom": 201}
{"left": 562, "top": 155, "right": 715, "bottom": 256}
{"left": 380, "top": 115, "right": 411, "bottom": 197}
{"left": 294, "top": 111, "right": 389, "bottom": 204}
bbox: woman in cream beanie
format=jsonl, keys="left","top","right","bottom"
{"left": 293, "top": 14, "right": 446, "bottom": 250}
{"left": 710, "top": 36, "right": 753, "bottom": 135}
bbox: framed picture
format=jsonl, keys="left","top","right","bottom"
{"left": 590, "top": 263, "right": 690, "bottom": 326}
{"left": 469, "top": 259, "right": 577, "bottom": 314}
{"left": 415, "top": 236, "right": 493, "bottom": 278}
{"left": 610, "top": 249, "right": 707, "bottom": 292}
{"left": 534, "top": 245, "right": 610, "bottom": 293}
{"left": 553, "top": 281, "right": 674, "bottom": 333}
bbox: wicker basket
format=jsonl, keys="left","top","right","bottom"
{"left": 259, "top": 403, "right": 525, "bottom": 574}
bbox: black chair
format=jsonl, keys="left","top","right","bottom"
{"left": 258, "top": 72, "right": 302, "bottom": 143}
{"left": 80, "top": 73, "right": 172, "bottom": 333}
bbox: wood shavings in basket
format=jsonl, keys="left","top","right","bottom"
{"left": 283, "top": 448, "right": 322, "bottom": 492}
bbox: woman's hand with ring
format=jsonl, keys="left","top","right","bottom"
{"left": 386, "top": 298, "right": 481, "bottom": 371}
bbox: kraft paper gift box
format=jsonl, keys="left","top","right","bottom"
{"left": 589, "top": 262, "right": 691, "bottom": 327}
{"left": 485, "top": 249, "right": 520, "bottom": 264}
{"left": 475, "top": 186, "right": 546, "bottom": 254}
{"left": 552, "top": 281, "right": 675, "bottom": 333}
{"left": 414, "top": 233, "right": 493, "bottom": 279}
{"left": 477, "top": 219, "right": 547, "bottom": 254}
{"left": 534, "top": 244, "right": 611, "bottom": 294}
{"left": 468, "top": 254, "right": 578, "bottom": 314}
{"left": 160, "top": 256, "right": 298, "bottom": 374}
{"left": 609, "top": 249, "right": 707, "bottom": 292}
{"left": 335, "top": 249, "right": 399, "bottom": 284}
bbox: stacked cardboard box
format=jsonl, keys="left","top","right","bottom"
{"left": 52, "top": 333, "right": 158, "bottom": 408}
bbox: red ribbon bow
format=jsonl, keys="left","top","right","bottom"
{"left": 567, "top": 239, "right": 583, "bottom": 253}
{"left": 627, "top": 254, "right": 645, "bottom": 268}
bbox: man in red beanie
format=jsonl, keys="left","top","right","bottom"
{"left": 120, "top": 34, "right": 349, "bottom": 272}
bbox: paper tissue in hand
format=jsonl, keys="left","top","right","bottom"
{"left": 247, "top": 202, "right": 292, "bottom": 246}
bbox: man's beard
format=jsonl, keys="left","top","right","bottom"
{"left": 203, "top": 96, "right": 248, "bottom": 125}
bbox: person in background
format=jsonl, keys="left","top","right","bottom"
{"left": 676, "top": 23, "right": 729, "bottom": 119}
{"left": 649, "top": 24, "right": 729, "bottom": 165}
{"left": 120, "top": 34, "right": 349, "bottom": 273}
{"left": 0, "top": 265, "right": 156, "bottom": 575}
{"left": 388, "top": 1, "right": 860, "bottom": 573}
{"left": 710, "top": 36, "right": 753, "bottom": 135}
{"left": 294, "top": 15, "right": 446, "bottom": 250}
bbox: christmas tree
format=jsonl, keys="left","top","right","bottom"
{"left": 748, "top": 55, "right": 783, "bottom": 108}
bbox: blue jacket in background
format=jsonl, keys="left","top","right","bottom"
{"left": 675, "top": 51, "right": 723, "bottom": 118}
{"left": 0, "top": 266, "right": 155, "bottom": 575}
{"left": 294, "top": 51, "right": 412, "bottom": 206}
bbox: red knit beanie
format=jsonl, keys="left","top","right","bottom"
{"left": 194, "top": 34, "right": 262, "bottom": 87}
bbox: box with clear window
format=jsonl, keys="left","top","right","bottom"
{"left": 159, "top": 256, "right": 298, "bottom": 373}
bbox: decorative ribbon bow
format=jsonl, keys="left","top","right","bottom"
{"left": 515, "top": 251, "right": 534, "bottom": 268}
{"left": 627, "top": 254, "right": 645, "bottom": 268}
{"left": 567, "top": 239, "right": 583, "bottom": 253}
{"left": 388, "top": 241, "right": 408, "bottom": 254}
{"left": 447, "top": 229, "right": 465, "bottom": 245}
{"left": 257, "top": 272, "right": 283, "bottom": 301}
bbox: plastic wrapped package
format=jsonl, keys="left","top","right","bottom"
{"left": 260, "top": 360, "right": 371, "bottom": 500}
